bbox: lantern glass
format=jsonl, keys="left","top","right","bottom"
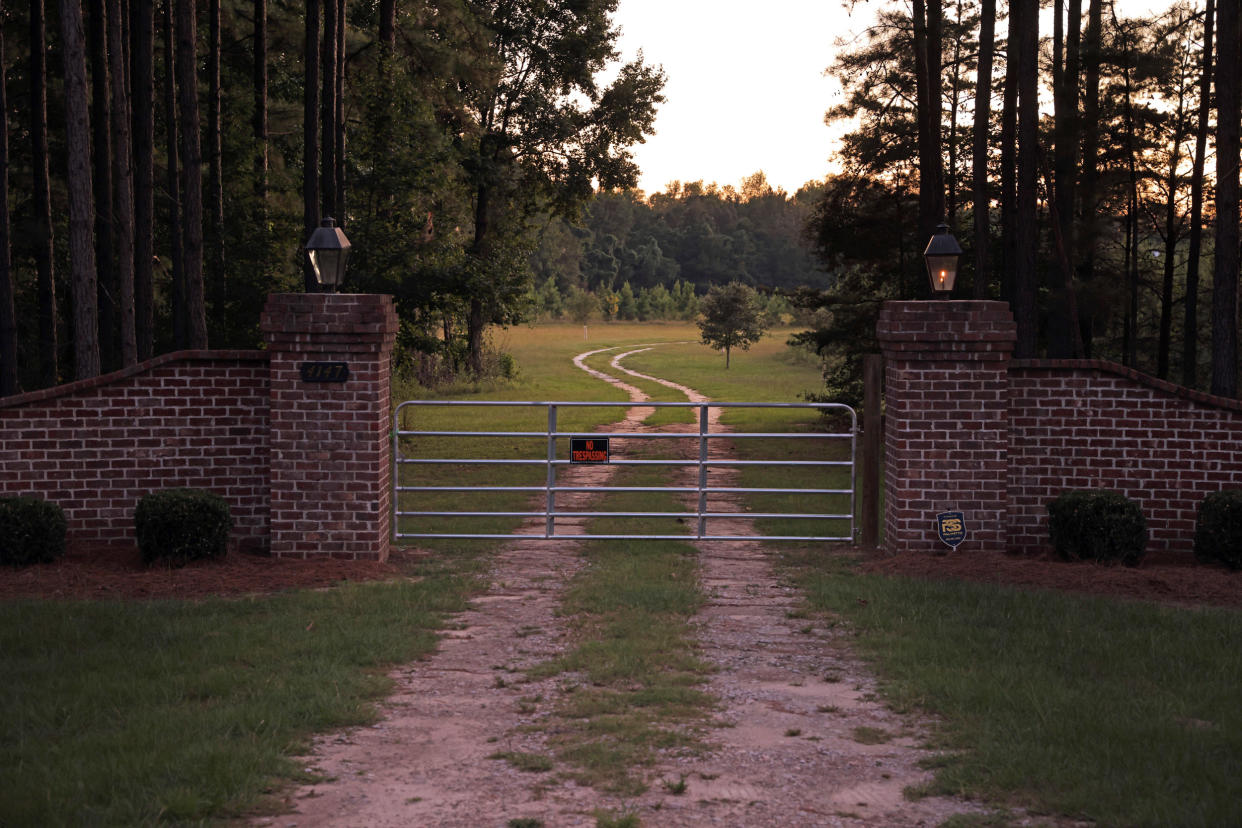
{"left": 304, "top": 218, "right": 352, "bottom": 291}
{"left": 923, "top": 223, "right": 963, "bottom": 296}
{"left": 926, "top": 254, "right": 959, "bottom": 293}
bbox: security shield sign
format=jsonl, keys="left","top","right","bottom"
{"left": 936, "top": 511, "right": 967, "bottom": 548}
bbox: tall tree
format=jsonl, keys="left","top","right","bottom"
{"left": 108, "top": 0, "right": 138, "bottom": 366}
{"left": 253, "top": 0, "right": 267, "bottom": 199}
{"left": 0, "top": 0, "right": 16, "bottom": 396}
{"left": 207, "top": 0, "right": 225, "bottom": 310}
{"left": 175, "top": 0, "right": 207, "bottom": 347}
{"left": 162, "top": 0, "right": 186, "bottom": 347}
{"left": 132, "top": 0, "right": 155, "bottom": 359}
{"left": 320, "top": 0, "right": 337, "bottom": 219}
{"left": 379, "top": 0, "right": 395, "bottom": 49}
{"left": 1211, "top": 0, "right": 1240, "bottom": 396}
{"left": 334, "top": 0, "right": 346, "bottom": 221}
{"left": 912, "top": 0, "right": 946, "bottom": 250}
{"left": 459, "top": 0, "right": 665, "bottom": 373}
{"left": 303, "top": 0, "right": 321, "bottom": 291}
{"left": 61, "top": 0, "right": 102, "bottom": 379}
{"left": 1155, "top": 9, "right": 1197, "bottom": 380}
{"left": 1014, "top": 0, "right": 1039, "bottom": 357}
{"left": 31, "top": 0, "right": 60, "bottom": 384}
{"left": 999, "top": 0, "right": 1020, "bottom": 304}
{"left": 1076, "top": 0, "right": 1104, "bottom": 354}
{"left": 972, "top": 0, "right": 996, "bottom": 298}
{"left": 1183, "top": 0, "right": 1215, "bottom": 388}
{"left": 1050, "top": 0, "right": 1083, "bottom": 357}
{"left": 88, "top": 0, "right": 116, "bottom": 368}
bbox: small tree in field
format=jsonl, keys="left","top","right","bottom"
{"left": 697, "top": 282, "right": 767, "bottom": 368}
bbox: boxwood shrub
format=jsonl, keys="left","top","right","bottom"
{"left": 0, "top": 496, "right": 68, "bottom": 566}
{"left": 1194, "top": 490, "right": 1242, "bottom": 570}
{"left": 1047, "top": 489, "right": 1147, "bottom": 565}
{"left": 134, "top": 488, "right": 232, "bottom": 566}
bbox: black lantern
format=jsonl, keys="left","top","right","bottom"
{"left": 923, "top": 223, "right": 963, "bottom": 296}
{"left": 305, "top": 217, "right": 352, "bottom": 292}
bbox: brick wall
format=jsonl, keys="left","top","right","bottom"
{"left": 0, "top": 351, "right": 271, "bottom": 549}
{"left": 1008, "top": 360, "right": 1242, "bottom": 557}
{"left": 878, "top": 300, "right": 1242, "bottom": 559}
{"left": 877, "top": 301, "right": 1017, "bottom": 555}
{"left": 261, "top": 293, "right": 398, "bottom": 560}
{"left": 1, "top": 294, "right": 400, "bottom": 560}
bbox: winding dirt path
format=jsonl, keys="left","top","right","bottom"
{"left": 259, "top": 346, "right": 980, "bottom": 827}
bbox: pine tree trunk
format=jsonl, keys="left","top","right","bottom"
{"left": 253, "top": 0, "right": 267, "bottom": 199}
{"left": 1211, "top": 0, "right": 1240, "bottom": 397}
{"left": 321, "top": 0, "right": 337, "bottom": 220}
{"left": 1157, "top": 81, "right": 1189, "bottom": 380}
{"left": 972, "top": 0, "right": 995, "bottom": 299}
{"left": 162, "top": 0, "right": 185, "bottom": 348}
{"left": 1014, "top": 0, "right": 1039, "bottom": 358}
{"left": 108, "top": 0, "right": 137, "bottom": 366}
{"left": 31, "top": 0, "right": 59, "bottom": 385}
{"left": 176, "top": 0, "right": 207, "bottom": 348}
{"left": 379, "top": 0, "right": 394, "bottom": 49}
{"left": 304, "top": 0, "right": 321, "bottom": 291}
{"left": 1076, "top": 0, "right": 1103, "bottom": 355}
{"left": 208, "top": 0, "right": 225, "bottom": 314}
{"left": 998, "top": 0, "right": 1019, "bottom": 304}
{"left": 1183, "top": 0, "right": 1214, "bottom": 388}
{"left": 334, "top": 0, "right": 345, "bottom": 224}
{"left": 132, "top": 0, "right": 154, "bottom": 360}
{"left": 89, "top": 0, "right": 117, "bottom": 369}
{"left": 1049, "top": 0, "right": 1081, "bottom": 358}
{"left": 0, "top": 1, "right": 17, "bottom": 396}
{"left": 61, "top": 0, "right": 102, "bottom": 379}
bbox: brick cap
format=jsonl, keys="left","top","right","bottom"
{"left": 877, "top": 300, "right": 1016, "bottom": 357}
{"left": 1012, "top": 358, "right": 1242, "bottom": 413}
{"left": 0, "top": 350, "right": 269, "bottom": 409}
{"left": 260, "top": 293, "right": 399, "bottom": 340}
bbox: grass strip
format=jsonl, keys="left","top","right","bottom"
{"left": 528, "top": 468, "right": 713, "bottom": 796}
{"left": 0, "top": 555, "right": 484, "bottom": 826}
{"left": 783, "top": 549, "right": 1242, "bottom": 827}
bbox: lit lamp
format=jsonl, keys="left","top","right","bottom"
{"left": 304, "top": 217, "right": 352, "bottom": 292}
{"left": 923, "top": 223, "right": 963, "bottom": 296}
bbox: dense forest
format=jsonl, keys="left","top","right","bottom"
{"left": 0, "top": 0, "right": 1239, "bottom": 402}
{"left": 799, "top": 0, "right": 1242, "bottom": 402}
{"left": 0, "top": 0, "right": 667, "bottom": 392}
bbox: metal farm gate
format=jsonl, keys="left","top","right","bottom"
{"left": 392, "top": 400, "right": 857, "bottom": 543}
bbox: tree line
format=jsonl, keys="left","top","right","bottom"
{"left": 799, "top": 0, "right": 1242, "bottom": 401}
{"left": 0, "top": 0, "right": 665, "bottom": 395}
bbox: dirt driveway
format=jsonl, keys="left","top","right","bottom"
{"left": 260, "top": 348, "right": 983, "bottom": 827}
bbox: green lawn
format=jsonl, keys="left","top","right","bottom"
{"left": 0, "top": 555, "right": 481, "bottom": 826}
{"left": 785, "top": 556, "right": 1242, "bottom": 826}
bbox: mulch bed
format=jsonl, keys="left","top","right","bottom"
{"left": 861, "top": 548, "right": 1242, "bottom": 609}
{"left": 0, "top": 543, "right": 411, "bottom": 601}
{"left": 3, "top": 541, "right": 1240, "bottom": 609}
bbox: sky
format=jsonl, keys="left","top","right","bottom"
{"left": 612, "top": 0, "right": 1164, "bottom": 198}
{"left": 613, "top": 0, "right": 874, "bottom": 197}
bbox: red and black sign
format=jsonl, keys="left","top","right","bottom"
{"left": 570, "top": 437, "right": 610, "bottom": 464}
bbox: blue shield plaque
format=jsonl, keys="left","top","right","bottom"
{"left": 936, "top": 511, "right": 967, "bottom": 549}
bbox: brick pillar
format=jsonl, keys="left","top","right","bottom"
{"left": 876, "top": 301, "right": 1016, "bottom": 555}
{"left": 260, "top": 293, "right": 398, "bottom": 560}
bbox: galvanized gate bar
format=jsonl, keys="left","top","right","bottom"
{"left": 393, "top": 400, "right": 857, "bottom": 543}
